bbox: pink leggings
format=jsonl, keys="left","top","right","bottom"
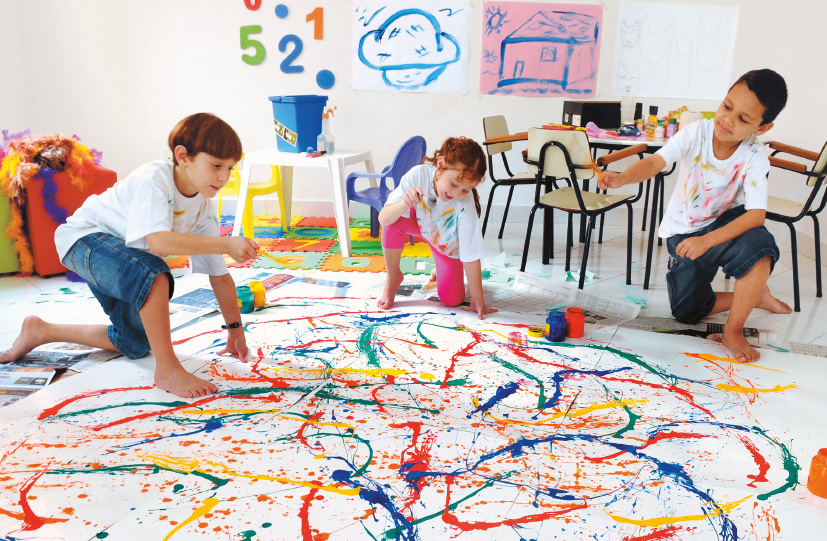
{"left": 381, "top": 213, "right": 465, "bottom": 306}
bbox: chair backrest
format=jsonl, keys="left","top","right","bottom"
{"left": 809, "top": 141, "right": 827, "bottom": 187}
{"left": 483, "top": 115, "right": 512, "bottom": 155}
{"left": 527, "top": 128, "right": 595, "bottom": 180}
{"left": 387, "top": 136, "right": 427, "bottom": 189}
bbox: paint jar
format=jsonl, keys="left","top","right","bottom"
{"left": 236, "top": 285, "right": 255, "bottom": 314}
{"left": 808, "top": 448, "right": 827, "bottom": 498}
{"left": 249, "top": 280, "right": 266, "bottom": 308}
{"left": 665, "top": 117, "right": 678, "bottom": 138}
{"left": 545, "top": 311, "right": 567, "bottom": 342}
{"left": 565, "top": 308, "right": 585, "bottom": 338}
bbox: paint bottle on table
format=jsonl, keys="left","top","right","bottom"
{"left": 808, "top": 448, "right": 827, "bottom": 498}
{"left": 654, "top": 121, "right": 665, "bottom": 141}
{"left": 565, "top": 308, "right": 585, "bottom": 338}
{"left": 646, "top": 106, "right": 658, "bottom": 140}
{"left": 249, "top": 280, "right": 266, "bottom": 308}
{"left": 316, "top": 107, "right": 335, "bottom": 153}
{"left": 236, "top": 285, "right": 255, "bottom": 314}
{"left": 545, "top": 311, "right": 567, "bottom": 342}
{"left": 665, "top": 117, "right": 678, "bottom": 138}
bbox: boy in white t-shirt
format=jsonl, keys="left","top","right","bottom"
{"left": 599, "top": 70, "right": 792, "bottom": 362}
{"left": 0, "top": 113, "right": 259, "bottom": 397}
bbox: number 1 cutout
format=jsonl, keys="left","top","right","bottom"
{"left": 306, "top": 7, "right": 323, "bottom": 40}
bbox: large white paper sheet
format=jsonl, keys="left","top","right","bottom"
{"left": 611, "top": 2, "right": 739, "bottom": 99}
{"left": 352, "top": 0, "right": 470, "bottom": 92}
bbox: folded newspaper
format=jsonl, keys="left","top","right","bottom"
{"left": 487, "top": 273, "right": 641, "bottom": 326}
{"left": 620, "top": 317, "right": 778, "bottom": 346}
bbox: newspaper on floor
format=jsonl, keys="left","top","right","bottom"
{"left": 0, "top": 343, "right": 121, "bottom": 406}
{"left": 620, "top": 317, "right": 778, "bottom": 346}
{"left": 487, "top": 272, "right": 641, "bottom": 326}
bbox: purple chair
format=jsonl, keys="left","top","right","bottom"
{"left": 346, "top": 136, "right": 427, "bottom": 237}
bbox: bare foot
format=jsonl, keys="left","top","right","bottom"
{"left": 154, "top": 362, "right": 219, "bottom": 398}
{"left": 720, "top": 327, "right": 760, "bottom": 362}
{"left": 1, "top": 316, "right": 48, "bottom": 363}
{"left": 756, "top": 286, "right": 792, "bottom": 314}
{"left": 377, "top": 270, "right": 404, "bottom": 310}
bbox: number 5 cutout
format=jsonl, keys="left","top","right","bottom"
{"left": 240, "top": 25, "right": 265, "bottom": 65}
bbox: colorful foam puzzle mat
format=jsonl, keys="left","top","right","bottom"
{"left": 251, "top": 251, "right": 327, "bottom": 270}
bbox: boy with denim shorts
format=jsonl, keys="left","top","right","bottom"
{"left": 0, "top": 113, "right": 259, "bottom": 397}
{"left": 599, "top": 69, "right": 792, "bottom": 362}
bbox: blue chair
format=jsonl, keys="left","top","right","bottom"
{"left": 346, "top": 136, "right": 427, "bottom": 238}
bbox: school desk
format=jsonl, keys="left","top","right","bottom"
{"left": 231, "top": 148, "right": 374, "bottom": 257}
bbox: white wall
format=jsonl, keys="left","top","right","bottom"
{"left": 2, "top": 0, "right": 825, "bottom": 225}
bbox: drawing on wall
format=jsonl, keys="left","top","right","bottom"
{"left": 611, "top": 2, "right": 739, "bottom": 99}
{"left": 352, "top": 0, "right": 470, "bottom": 92}
{"left": 480, "top": 2, "right": 603, "bottom": 97}
{"left": 1, "top": 295, "right": 821, "bottom": 539}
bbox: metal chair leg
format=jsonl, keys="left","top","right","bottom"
{"left": 578, "top": 216, "right": 595, "bottom": 289}
{"left": 626, "top": 204, "right": 633, "bottom": 285}
{"left": 481, "top": 183, "right": 499, "bottom": 237}
{"left": 658, "top": 179, "right": 665, "bottom": 246}
{"left": 498, "top": 185, "right": 515, "bottom": 239}
{"left": 598, "top": 189, "right": 606, "bottom": 244}
{"left": 641, "top": 178, "right": 650, "bottom": 232}
{"left": 643, "top": 175, "right": 661, "bottom": 290}
{"left": 814, "top": 216, "right": 822, "bottom": 297}
{"left": 520, "top": 205, "right": 540, "bottom": 272}
{"left": 788, "top": 223, "right": 801, "bottom": 312}
{"left": 565, "top": 213, "right": 573, "bottom": 271}
{"left": 369, "top": 207, "right": 380, "bottom": 238}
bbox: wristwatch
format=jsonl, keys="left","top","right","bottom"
{"left": 221, "top": 322, "right": 243, "bottom": 330}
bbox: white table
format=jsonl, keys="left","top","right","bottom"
{"left": 232, "top": 148, "right": 374, "bottom": 257}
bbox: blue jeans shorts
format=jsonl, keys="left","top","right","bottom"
{"left": 665, "top": 206, "right": 779, "bottom": 324}
{"left": 62, "top": 233, "right": 174, "bottom": 359}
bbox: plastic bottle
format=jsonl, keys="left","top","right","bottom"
{"left": 236, "top": 286, "right": 255, "bottom": 314}
{"left": 565, "top": 308, "right": 585, "bottom": 338}
{"left": 654, "top": 121, "right": 665, "bottom": 141}
{"left": 249, "top": 280, "right": 266, "bottom": 308}
{"left": 665, "top": 117, "right": 677, "bottom": 138}
{"left": 545, "top": 311, "right": 567, "bottom": 342}
{"left": 316, "top": 108, "right": 335, "bottom": 153}
{"left": 646, "top": 106, "right": 658, "bottom": 140}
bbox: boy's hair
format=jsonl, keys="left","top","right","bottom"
{"left": 425, "top": 137, "right": 487, "bottom": 216}
{"left": 730, "top": 69, "right": 787, "bottom": 125}
{"left": 168, "top": 113, "right": 242, "bottom": 165}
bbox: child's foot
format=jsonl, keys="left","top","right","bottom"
{"left": 377, "top": 270, "right": 404, "bottom": 310}
{"left": 711, "top": 327, "right": 761, "bottom": 363}
{"left": 1, "top": 316, "right": 47, "bottom": 363}
{"left": 756, "top": 286, "right": 792, "bottom": 314}
{"left": 155, "top": 363, "right": 219, "bottom": 398}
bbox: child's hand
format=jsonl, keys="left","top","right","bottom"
{"left": 676, "top": 235, "right": 711, "bottom": 260}
{"left": 598, "top": 171, "right": 623, "bottom": 190}
{"left": 403, "top": 187, "right": 424, "bottom": 208}
{"left": 217, "top": 327, "right": 250, "bottom": 361}
{"left": 463, "top": 299, "right": 499, "bottom": 320}
{"left": 227, "top": 236, "right": 259, "bottom": 263}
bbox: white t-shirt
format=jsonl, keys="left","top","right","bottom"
{"left": 54, "top": 160, "right": 227, "bottom": 275}
{"left": 385, "top": 163, "right": 485, "bottom": 262}
{"left": 655, "top": 119, "right": 770, "bottom": 238}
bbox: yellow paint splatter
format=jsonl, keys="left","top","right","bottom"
{"left": 606, "top": 495, "right": 751, "bottom": 527}
{"left": 477, "top": 399, "right": 648, "bottom": 426}
{"left": 684, "top": 352, "right": 790, "bottom": 373}
{"left": 163, "top": 497, "right": 218, "bottom": 540}
{"left": 715, "top": 383, "right": 799, "bottom": 394}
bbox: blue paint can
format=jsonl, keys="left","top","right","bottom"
{"left": 545, "top": 311, "right": 567, "bottom": 342}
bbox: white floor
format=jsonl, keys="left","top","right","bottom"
{"left": 1, "top": 213, "right": 826, "bottom": 352}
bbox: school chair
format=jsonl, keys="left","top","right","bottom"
{"left": 520, "top": 127, "right": 647, "bottom": 289}
{"left": 345, "top": 135, "right": 427, "bottom": 238}
{"left": 218, "top": 154, "right": 287, "bottom": 239}
{"left": 481, "top": 115, "right": 535, "bottom": 239}
{"left": 764, "top": 140, "right": 827, "bottom": 312}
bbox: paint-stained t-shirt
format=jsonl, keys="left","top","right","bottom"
{"left": 655, "top": 118, "right": 770, "bottom": 238}
{"left": 385, "top": 163, "right": 485, "bottom": 262}
{"left": 54, "top": 160, "right": 227, "bottom": 275}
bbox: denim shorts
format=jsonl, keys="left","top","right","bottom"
{"left": 665, "top": 206, "right": 779, "bottom": 324}
{"left": 62, "top": 233, "right": 174, "bottom": 359}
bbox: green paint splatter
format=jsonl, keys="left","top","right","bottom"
{"left": 416, "top": 320, "right": 436, "bottom": 347}
{"left": 239, "top": 530, "right": 256, "bottom": 540}
{"left": 173, "top": 483, "right": 184, "bottom": 493}
{"left": 96, "top": 533, "right": 109, "bottom": 539}
{"left": 261, "top": 522, "right": 271, "bottom": 528}
{"left": 613, "top": 405, "right": 641, "bottom": 438}
{"left": 754, "top": 426, "right": 800, "bottom": 500}
{"left": 358, "top": 325, "right": 381, "bottom": 368}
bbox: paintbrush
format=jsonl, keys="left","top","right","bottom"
{"left": 256, "top": 249, "right": 279, "bottom": 263}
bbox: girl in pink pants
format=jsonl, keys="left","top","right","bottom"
{"left": 377, "top": 137, "right": 497, "bottom": 320}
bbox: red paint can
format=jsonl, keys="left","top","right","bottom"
{"left": 565, "top": 308, "right": 585, "bottom": 338}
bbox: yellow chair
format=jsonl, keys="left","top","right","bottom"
{"left": 217, "top": 154, "right": 288, "bottom": 238}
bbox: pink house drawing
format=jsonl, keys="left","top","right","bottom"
{"left": 497, "top": 11, "right": 599, "bottom": 93}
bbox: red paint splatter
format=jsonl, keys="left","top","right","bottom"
{"left": 38, "top": 386, "right": 154, "bottom": 420}
{"left": 19, "top": 469, "right": 47, "bottom": 531}
{"left": 299, "top": 488, "right": 319, "bottom": 541}
{"left": 737, "top": 434, "right": 770, "bottom": 487}
{"left": 623, "top": 525, "right": 683, "bottom": 540}
{"left": 442, "top": 327, "right": 485, "bottom": 388}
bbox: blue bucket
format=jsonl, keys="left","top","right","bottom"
{"left": 268, "top": 95, "right": 328, "bottom": 153}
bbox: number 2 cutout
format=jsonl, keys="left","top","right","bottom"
{"left": 278, "top": 35, "right": 304, "bottom": 73}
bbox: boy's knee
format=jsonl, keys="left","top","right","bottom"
{"left": 148, "top": 271, "right": 174, "bottom": 299}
